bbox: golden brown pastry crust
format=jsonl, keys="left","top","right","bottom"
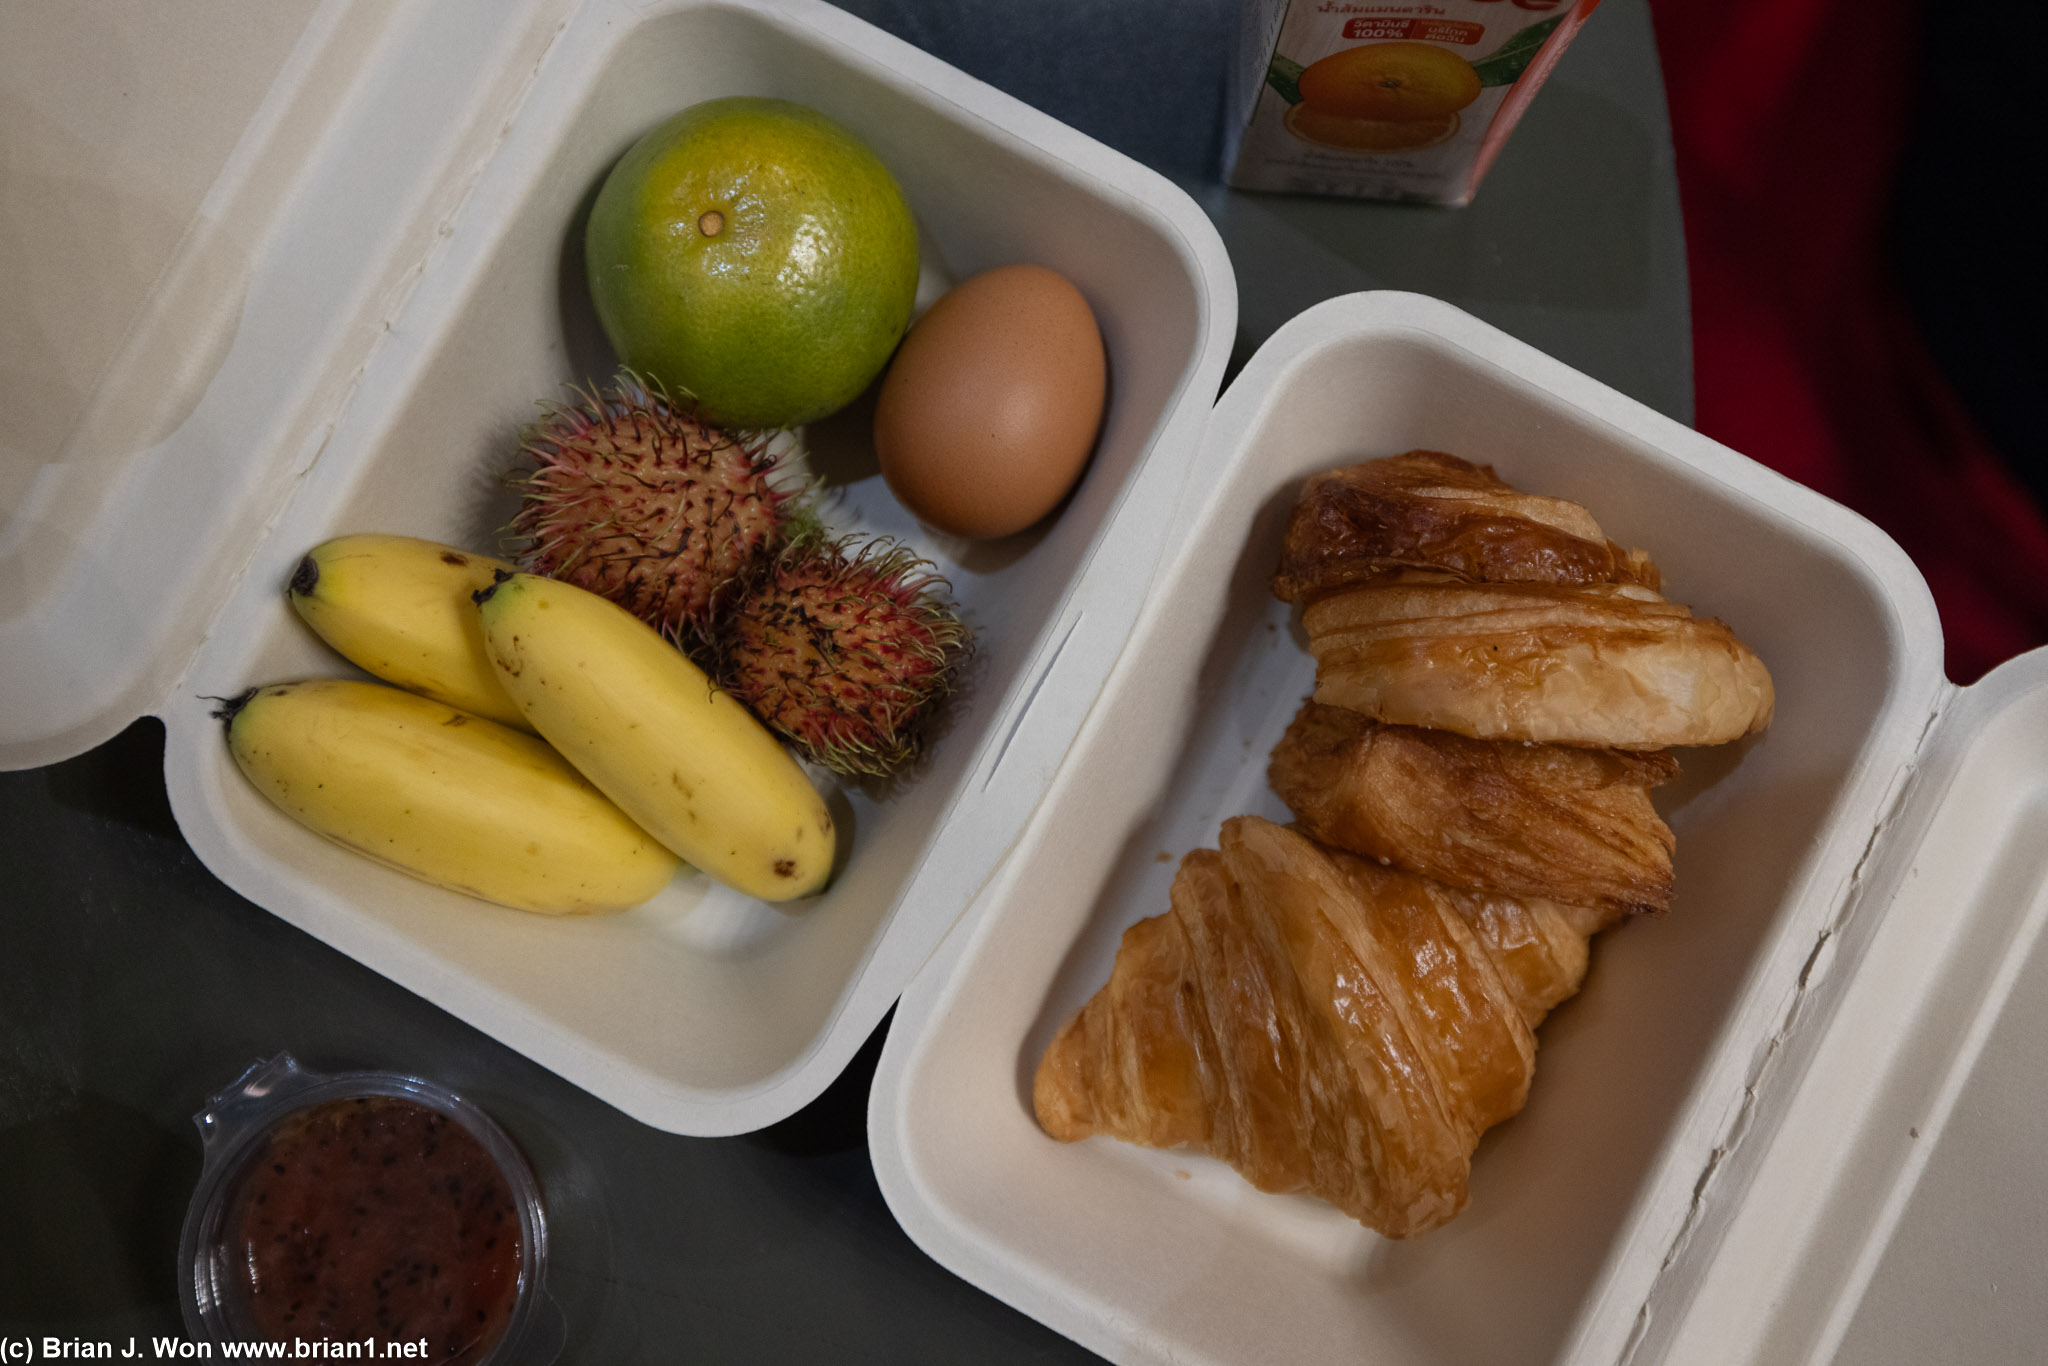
{"left": 1303, "top": 576, "right": 1775, "bottom": 748}
{"left": 1036, "top": 453, "right": 1774, "bottom": 1237}
{"left": 1269, "top": 701, "right": 1678, "bottom": 918}
{"left": 1271, "top": 451, "right": 1660, "bottom": 603}
{"left": 1034, "top": 816, "right": 1549, "bottom": 1238}
{"left": 1442, "top": 890, "right": 1606, "bottom": 1030}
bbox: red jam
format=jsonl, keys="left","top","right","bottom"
{"left": 224, "top": 1095, "right": 524, "bottom": 1361}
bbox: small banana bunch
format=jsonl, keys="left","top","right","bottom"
{"left": 223, "top": 533, "right": 835, "bottom": 915}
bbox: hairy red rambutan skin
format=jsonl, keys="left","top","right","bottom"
{"left": 714, "top": 537, "right": 971, "bottom": 777}
{"left": 508, "top": 374, "right": 797, "bottom": 639}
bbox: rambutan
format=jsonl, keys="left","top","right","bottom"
{"left": 713, "top": 536, "right": 972, "bottom": 778}
{"left": 508, "top": 374, "right": 804, "bottom": 640}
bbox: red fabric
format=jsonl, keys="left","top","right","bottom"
{"left": 1649, "top": 0, "right": 2048, "bottom": 683}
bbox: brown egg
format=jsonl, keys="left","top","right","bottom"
{"left": 873, "top": 264, "right": 1107, "bottom": 539}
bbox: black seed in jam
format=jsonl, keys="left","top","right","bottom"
{"left": 223, "top": 1096, "right": 522, "bottom": 1362}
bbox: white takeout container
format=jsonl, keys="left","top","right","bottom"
{"left": 0, "top": 0, "right": 1232, "bottom": 1136}
{"left": 867, "top": 292, "right": 2048, "bottom": 1365}
{"left": 9, "top": 3, "right": 2045, "bottom": 1362}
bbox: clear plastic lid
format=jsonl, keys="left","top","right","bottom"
{"left": 178, "top": 1053, "right": 563, "bottom": 1363}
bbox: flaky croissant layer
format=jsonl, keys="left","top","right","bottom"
{"left": 1271, "top": 450, "right": 1661, "bottom": 602}
{"left": 1270, "top": 702, "right": 1679, "bottom": 918}
{"left": 1304, "top": 577, "right": 1775, "bottom": 748}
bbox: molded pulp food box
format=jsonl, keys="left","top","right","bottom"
{"left": 6, "top": 3, "right": 2043, "bottom": 1363}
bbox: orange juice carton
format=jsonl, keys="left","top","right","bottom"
{"left": 1225, "top": 0, "right": 1601, "bottom": 204}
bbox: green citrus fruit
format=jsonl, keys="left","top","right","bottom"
{"left": 585, "top": 97, "right": 920, "bottom": 431}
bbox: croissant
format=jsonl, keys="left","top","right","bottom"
{"left": 1302, "top": 574, "right": 1775, "bottom": 748}
{"left": 1269, "top": 701, "right": 1679, "bottom": 918}
{"left": 1270, "top": 450, "right": 1660, "bottom": 602}
{"left": 1034, "top": 816, "right": 1600, "bottom": 1238}
{"left": 1035, "top": 453, "right": 1772, "bottom": 1236}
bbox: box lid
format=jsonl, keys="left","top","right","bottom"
{"left": 0, "top": 0, "right": 579, "bottom": 769}
{"left": 1625, "top": 644, "right": 2048, "bottom": 1364}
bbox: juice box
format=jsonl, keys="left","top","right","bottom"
{"left": 1224, "top": 0, "right": 1600, "bottom": 205}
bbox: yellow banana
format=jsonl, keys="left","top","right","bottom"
{"left": 289, "top": 533, "right": 531, "bottom": 729}
{"left": 476, "top": 573, "right": 834, "bottom": 901}
{"left": 222, "top": 678, "right": 679, "bottom": 914}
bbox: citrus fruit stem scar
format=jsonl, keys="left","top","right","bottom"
{"left": 698, "top": 210, "right": 725, "bottom": 237}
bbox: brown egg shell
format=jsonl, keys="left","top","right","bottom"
{"left": 873, "top": 263, "right": 1108, "bottom": 540}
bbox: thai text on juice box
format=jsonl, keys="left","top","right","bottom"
{"left": 1225, "top": 0, "right": 1601, "bottom": 205}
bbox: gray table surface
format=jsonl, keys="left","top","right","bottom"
{"left": 0, "top": 1, "right": 1686, "bottom": 1360}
